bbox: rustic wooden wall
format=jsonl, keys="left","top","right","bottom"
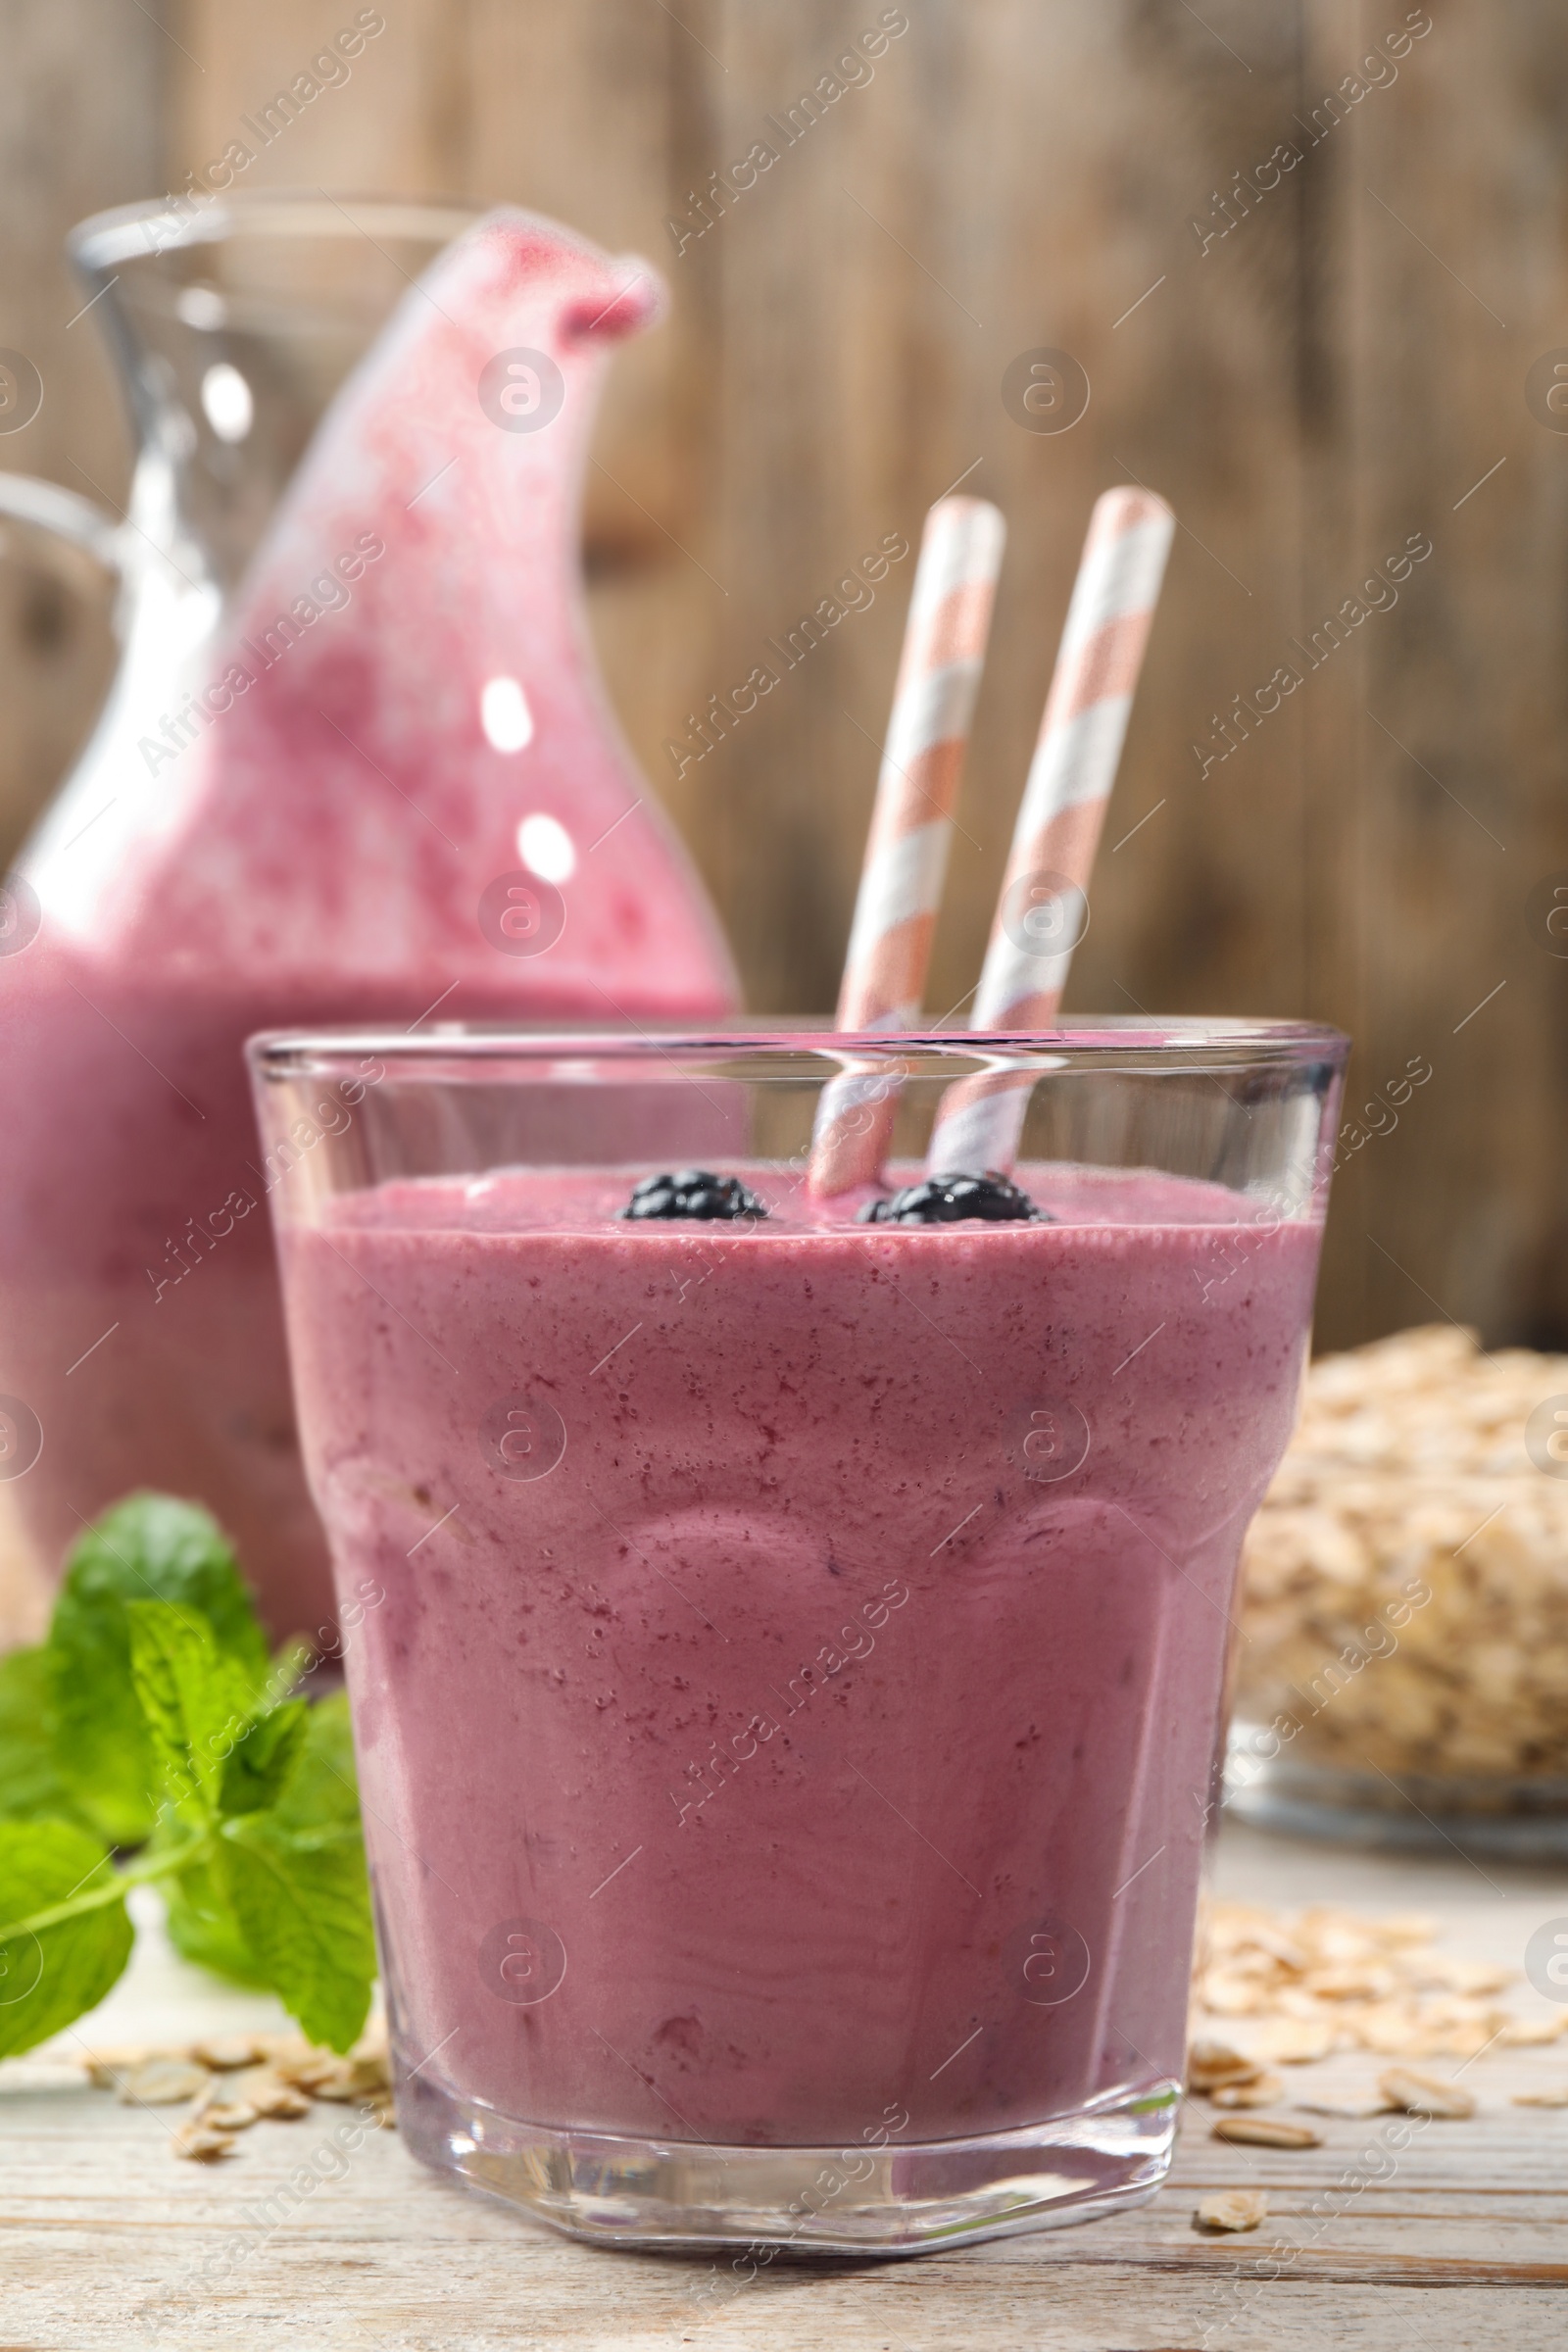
{"left": 1, "top": 0, "right": 1565, "bottom": 1356}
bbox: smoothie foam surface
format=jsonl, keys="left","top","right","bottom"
{"left": 321, "top": 1159, "right": 1289, "bottom": 1232}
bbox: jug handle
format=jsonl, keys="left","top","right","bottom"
{"left": 0, "top": 473, "right": 122, "bottom": 573}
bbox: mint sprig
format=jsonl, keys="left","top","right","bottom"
{"left": 0, "top": 1820, "right": 135, "bottom": 2050}
{"left": 47, "top": 1494, "right": 270, "bottom": 1847}
{"left": 221, "top": 1812, "right": 376, "bottom": 2053}
{"left": 0, "top": 1495, "right": 374, "bottom": 2060}
{"left": 126, "top": 1601, "right": 255, "bottom": 1824}
{"left": 0, "top": 1646, "right": 80, "bottom": 1828}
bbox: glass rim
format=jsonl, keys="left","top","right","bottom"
{"left": 248, "top": 1016, "right": 1350, "bottom": 1083}
{"left": 68, "top": 189, "right": 485, "bottom": 279}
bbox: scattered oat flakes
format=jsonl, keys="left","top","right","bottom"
{"left": 203, "top": 2100, "right": 259, "bottom": 2132}
{"left": 1210, "top": 2073, "right": 1285, "bottom": 2110}
{"left": 1211, "top": 2115, "right": 1323, "bottom": 2149}
{"left": 171, "top": 2123, "right": 237, "bottom": 2163}
{"left": 74, "top": 2030, "right": 393, "bottom": 2160}
{"left": 1246, "top": 2018, "right": 1340, "bottom": 2066}
{"left": 190, "top": 2034, "right": 264, "bottom": 2072}
{"left": 348, "top": 2044, "right": 392, "bottom": 2094}
{"left": 1378, "top": 2067, "right": 1476, "bottom": 2120}
{"left": 1193, "top": 1902, "right": 1525, "bottom": 2063}
{"left": 236, "top": 2072, "right": 311, "bottom": 2120}
{"left": 1352, "top": 1999, "right": 1505, "bottom": 2060}
{"left": 293, "top": 2058, "right": 359, "bottom": 2101}
{"left": 1422, "top": 1959, "right": 1516, "bottom": 1998}
{"left": 1196, "top": 2189, "right": 1269, "bottom": 2232}
{"left": 1371, "top": 1913, "right": 1442, "bottom": 1948}
{"left": 80, "top": 2047, "right": 147, "bottom": 2089}
{"left": 118, "top": 2059, "right": 209, "bottom": 2107}
{"left": 1512, "top": 2082, "right": 1568, "bottom": 2108}
{"left": 1298, "top": 1962, "right": 1393, "bottom": 2003}
{"left": 1202, "top": 1972, "right": 1270, "bottom": 2017}
{"left": 1188, "top": 2040, "right": 1261, "bottom": 2093}
{"left": 1496, "top": 2016, "right": 1568, "bottom": 2047}
{"left": 275, "top": 2049, "right": 347, "bottom": 2091}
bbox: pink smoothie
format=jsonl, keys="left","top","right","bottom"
{"left": 279, "top": 1162, "right": 1320, "bottom": 2147}
{"left": 0, "top": 215, "right": 734, "bottom": 1634}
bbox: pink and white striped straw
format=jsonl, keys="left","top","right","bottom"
{"left": 925, "top": 484, "right": 1174, "bottom": 1175}
{"left": 809, "top": 494, "right": 1006, "bottom": 1197}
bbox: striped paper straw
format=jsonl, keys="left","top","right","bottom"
{"left": 925, "top": 485, "right": 1175, "bottom": 1175}
{"left": 809, "top": 495, "right": 1006, "bottom": 1196}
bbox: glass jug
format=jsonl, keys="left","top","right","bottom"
{"left": 0, "top": 194, "right": 737, "bottom": 1639}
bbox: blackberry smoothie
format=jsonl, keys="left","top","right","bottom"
{"left": 0, "top": 212, "right": 733, "bottom": 1633}
{"left": 275, "top": 1154, "right": 1322, "bottom": 2174}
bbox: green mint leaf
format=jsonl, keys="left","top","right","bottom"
{"left": 0, "top": 1819, "right": 132, "bottom": 2059}
{"left": 47, "top": 1495, "right": 269, "bottom": 1845}
{"left": 159, "top": 1852, "right": 270, "bottom": 1987}
{"left": 270, "top": 1691, "right": 361, "bottom": 1834}
{"left": 161, "top": 1694, "right": 328, "bottom": 1981}
{"left": 125, "top": 1602, "right": 253, "bottom": 1825}
{"left": 218, "top": 1813, "right": 374, "bottom": 2052}
{"left": 219, "top": 1699, "right": 308, "bottom": 1818}
{"left": 0, "top": 1646, "right": 78, "bottom": 1825}
{"left": 268, "top": 1638, "right": 314, "bottom": 1709}
{"left": 177, "top": 1691, "right": 363, "bottom": 1996}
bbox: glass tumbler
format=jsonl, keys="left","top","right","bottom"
{"left": 249, "top": 1020, "right": 1346, "bottom": 2255}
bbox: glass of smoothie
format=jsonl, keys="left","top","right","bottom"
{"left": 249, "top": 1019, "right": 1346, "bottom": 2256}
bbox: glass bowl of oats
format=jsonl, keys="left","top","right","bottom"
{"left": 1226, "top": 1325, "right": 1568, "bottom": 1855}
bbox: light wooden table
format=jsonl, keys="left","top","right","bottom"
{"left": 4, "top": 1824, "right": 1566, "bottom": 2351}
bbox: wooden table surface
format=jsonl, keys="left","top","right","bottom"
{"left": 4, "top": 1823, "right": 1566, "bottom": 2352}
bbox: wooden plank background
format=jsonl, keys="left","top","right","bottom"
{"left": 1, "top": 0, "right": 1564, "bottom": 1354}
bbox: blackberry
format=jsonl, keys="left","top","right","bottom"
{"left": 858, "top": 1169, "right": 1049, "bottom": 1226}
{"left": 619, "top": 1169, "right": 768, "bottom": 1222}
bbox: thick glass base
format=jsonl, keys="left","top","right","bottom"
{"left": 397, "top": 2063, "right": 1178, "bottom": 2255}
